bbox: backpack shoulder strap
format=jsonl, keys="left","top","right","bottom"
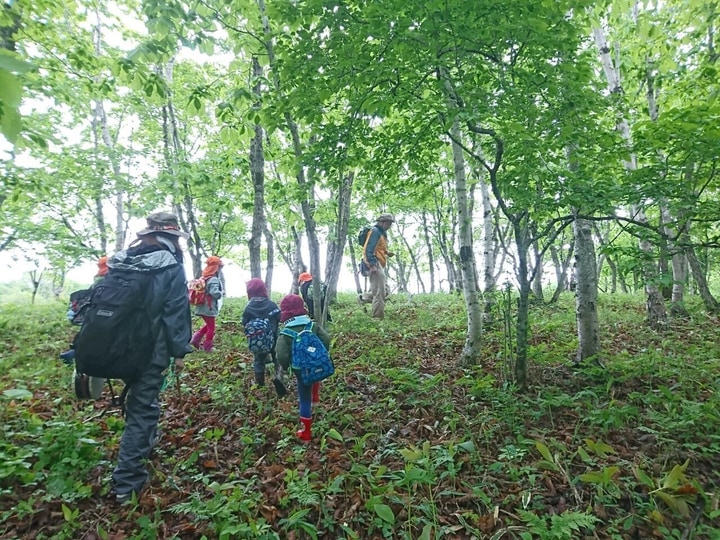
{"left": 304, "top": 322, "right": 314, "bottom": 332}
{"left": 280, "top": 327, "right": 299, "bottom": 338}
{"left": 363, "top": 227, "right": 373, "bottom": 250}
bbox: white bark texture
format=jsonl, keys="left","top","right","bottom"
{"left": 450, "top": 118, "right": 483, "bottom": 364}
{"left": 593, "top": 25, "right": 667, "bottom": 326}
{"left": 573, "top": 218, "right": 600, "bottom": 362}
{"left": 480, "top": 174, "right": 496, "bottom": 294}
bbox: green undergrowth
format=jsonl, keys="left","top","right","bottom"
{"left": 1, "top": 292, "right": 719, "bottom": 539}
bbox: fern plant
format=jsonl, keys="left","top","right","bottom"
{"left": 518, "top": 510, "right": 599, "bottom": 540}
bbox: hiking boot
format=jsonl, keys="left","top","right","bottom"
{"left": 254, "top": 371, "right": 265, "bottom": 387}
{"left": 113, "top": 491, "right": 134, "bottom": 505}
{"left": 111, "top": 484, "right": 146, "bottom": 505}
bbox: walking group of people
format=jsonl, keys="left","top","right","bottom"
{"left": 66, "top": 210, "right": 368, "bottom": 504}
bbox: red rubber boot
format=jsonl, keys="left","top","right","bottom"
{"left": 296, "top": 417, "right": 312, "bottom": 441}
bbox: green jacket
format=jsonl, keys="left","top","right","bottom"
{"left": 276, "top": 315, "right": 331, "bottom": 371}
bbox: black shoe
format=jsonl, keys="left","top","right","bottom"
{"left": 59, "top": 349, "right": 76, "bottom": 365}
{"left": 273, "top": 378, "right": 287, "bottom": 398}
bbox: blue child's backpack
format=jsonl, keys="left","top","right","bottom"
{"left": 244, "top": 317, "right": 274, "bottom": 354}
{"left": 281, "top": 322, "right": 334, "bottom": 385}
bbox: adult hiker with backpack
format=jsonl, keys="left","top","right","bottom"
{"left": 189, "top": 256, "right": 225, "bottom": 352}
{"left": 298, "top": 272, "right": 332, "bottom": 322}
{"left": 73, "top": 212, "right": 193, "bottom": 504}
{"left": 277, "top": 294, "right": 333, "bottom": 442}
{"left": 241, "top": 278, "right": 286, "bottom": 396}
{"left": 362, "top": 213, "right": 395, "bottom": 319}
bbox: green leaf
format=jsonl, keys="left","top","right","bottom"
{"left": 1, "top": 106, "right": 22, "bottom": 142}
{"left": 661, "top": 459, "right": 690, "bottom": 491}
{"left": 458, "top": 440, "right": 476, "bottom": 453}
{"left": 536, "top": 460, "right": 560, "bottom": 472}
{"left": 0, "top": 52, "right": 33, "bottom": 73}
{"left": 534, "top": 441, "right": 554, "bottom": 462}
{"left": 655, "top": 490, "right": 690, "bottom": 517}
{"left": 578, "top": 471, "right": 604, "bottom": 484}
{"left": 3, "top": 388, "right": 33, "bottom": 400}
{"left": 577, "top": 446, "right": 592, "bottom": 463}
{"left": 374, "top": 503, "right": 395, "bottom": 524}
{"left": 0, "top": 70, "right": 22, "bottom": 107}
{"left": 418, "top": 523, "right": 433, "bottom": 540}
{"left": 61, "top": 504, "right": 74, "bottom": 522}
{"left": 633, "top": 467, "right": 655, "bottom": 488}
{"left": 584, "top": 438, "right": 616, "bottom": 457}
{"left": 326, "top": 428, "right": 343, "bottom": 442}
{"left": 78, "top": 438, "right": 100, "bottom": 445}
{"left": 400, "top": 446, "right": 423, "bottom": 462}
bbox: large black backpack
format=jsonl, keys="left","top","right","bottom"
{"left": 74, "top": 270, "right": 156, "bottom": 381}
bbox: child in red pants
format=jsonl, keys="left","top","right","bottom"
{"left": 190, "top": 256, "right": 224, "bottom": 352}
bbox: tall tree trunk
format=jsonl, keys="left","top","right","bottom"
{"left": 259, "top": 0, "right": 324, "bottom": 322}
{"left": 661, "top": 203, "right": 688, "bottom": 316}
{"left": 249, "top": 55, "right": 266, "bottom": 279}
{"left": 161, "top": 58, "right": 202, "bottom": 277}
{"left": 292, "top": 225, "right": 305, "bottom": 294}
{"left": 593, "top": 25, "right": 667, "bottom": 327}
{"left": 449, "top": 118, "right": 483, "bottom": 366}
{"left": 531, "top": 239, "right": 544, "bottom": 302}
{"left": 573, "top": 217, "right": 600, "bottom": 363}
{"left": 348, "top": 236, "right": 366, "bottom": 296}
{"left": 324, "top": 171, "right": 354, "bottom": 310}
{"left": 91, "top": 9, "right": 126, "bottom": 251}
{"left": 513, "top": 221, "right": 531, "bottom": 388}
{"left": 480, "top": 171, "right": 496, "bottom": 311}
{"left": 433, "top": 193, "right": 458, "bottom": 292}
{"left": 399, "top": 226, "right": 425, "bottom": 293}
{"left": 29, "top": 269, "right": 42, "bottom": 305}
{"left": 392, "top": 256, "right": 409, "bottom": 293}
{"left": 549, "top": 240, "right": 574, "bottom": 304}
{"left": 685, "top": 240, "right": 719, "bottom": 313}
{"left": 421, "top": 211, "right": 436, "bottom": 293}
{"left": 262, "top": 226, "right": 274, "bottom": 294}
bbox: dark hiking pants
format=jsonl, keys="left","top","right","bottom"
{"left": 111, "top": 366, "right": 165, "bottom": 496}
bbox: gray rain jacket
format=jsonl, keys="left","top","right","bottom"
{"left": 108, "top": 245, "right": 192, "bottom": 369}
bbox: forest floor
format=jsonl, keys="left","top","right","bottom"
{"left": 1, "top": 292, "right": 719, "bottom": 539}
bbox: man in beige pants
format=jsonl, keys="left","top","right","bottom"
{"left": 362, "top": 213, "right": 395, "bottom": 319}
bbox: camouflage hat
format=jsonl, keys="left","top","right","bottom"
{"left": 376, "top": 213, "right": 395, "bottom": 223}
{"left": 137, "top": 212, "right": 190, "bottom": 239}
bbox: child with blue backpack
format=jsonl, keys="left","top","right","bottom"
{"left": 276, "top": 294, "right": 332, "bottom": 441}
{"left": 241, "top": 278, "right": 285, "bottom": 396}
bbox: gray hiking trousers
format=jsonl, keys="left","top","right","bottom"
{"left": 111, "top": 365, "right": 165, "bottom": 496}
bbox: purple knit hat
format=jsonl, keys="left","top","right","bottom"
{"left": 280, "top": 294, "right": 307, "bottom": 323}
{"left": 246, "top": 278, "right": 268, "bottom": 299}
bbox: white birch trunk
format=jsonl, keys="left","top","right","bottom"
{"left": 480, "top": 173, "right": 496, "bottom": 296}
{"left": 91, "top": 10, "right": 126, "bottom": 251}
{"left": 450, "top": 118, "right": 483, "bottom": 365}
{"left": 593, "top": 24, "right": 667, "bottom": 327}
{"left": 573, "top": 217, "right": 600, "bottom": 363}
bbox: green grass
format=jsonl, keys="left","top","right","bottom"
{"left": 1, "top": 292, "right": 720, "bottom": 539}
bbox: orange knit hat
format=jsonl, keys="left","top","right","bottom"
{"left": 298, "top": 272, "right": 313, "bottom": 284}
{"left": 202, "top": 256, "right": 223, "bottom": 278}
{"left": 96, "top": 256, "right": 109, "bottom": 277}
